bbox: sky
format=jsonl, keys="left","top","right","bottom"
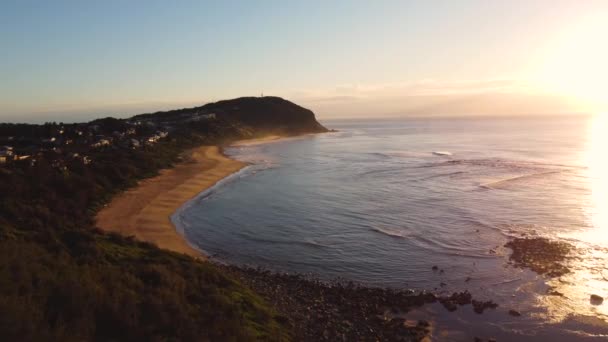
{"left": 1, "top": 0, "right": 607, "bottom": 122}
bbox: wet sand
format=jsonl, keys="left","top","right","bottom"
{"left": 231, "top": 135, "right": 283, "bottom": 146}
{"left": 95, "top": 145, "right": 246, "bottom": 258}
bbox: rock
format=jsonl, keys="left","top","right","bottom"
{"left": 508, "top": 309, "right": 521, "bottom": 317}
{"left": 432, "top": 265, "right": 439, "bottom": 271}
{"left": 591, "top": 294, "right": 604, "bottom": 305}
{"left": 504, "top": 237, "right": 572, "bottom": 277}
{"left": 442, "top": 301, "right": 458, "bottom": 312}
{"left": 220, "top": 264, "right": 499, "bottom": 341}
{"left": 472, "top": 299, "right": 498, "bottom": 314}
{"left": 439, "top": 291, "right": 472, "bottom": 312}
{"left": 418, "top": 320, "right": 430, "bottom": 327}
{"left": 546, "top": 287, "right": 564, "bottom": 297}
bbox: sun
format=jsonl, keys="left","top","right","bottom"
{"left": 535, "top": 13, "right": 608, "bottom": 111}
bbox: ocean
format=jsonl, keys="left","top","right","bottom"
{"left": 173, "top": 115, "right": 608, "bottom": 340}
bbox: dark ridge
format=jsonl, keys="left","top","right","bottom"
{"left": 133, "top": 96, "right": 328, "bottom": 135}
{"left": 0, "top": 97, "right": 330, "bottom": 341}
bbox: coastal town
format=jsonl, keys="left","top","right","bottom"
{"left": 0, "top": 111, "right": 217, "bottom": 170}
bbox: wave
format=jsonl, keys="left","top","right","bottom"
{"left": 171, "top": 165, "right": 256, "bottom": 236}
{"left": 419, "top": 158, "right": 583, "bottom": 172}
{"left": 479, "top": 170, "right": 563, "bottom": 189}
{"left": 242, "top": 235, "right": 329, "bottom": 249}
{"left": 385, "top": 151, "right": 435, "bottom": 158}
{"left": 418, "top": 159, "right": 533, "bottom": 170}
{"left": 439, "top": 251, "right": 502, "bottom": 260}
{"left": 170, "top": 212, "right": 211, "bottom": 257}
{"left": 420, "top": 171, "right": 466, "bottom": 180}
{"left": 358, "top": 167, "right": 404, "bottom": 177}
{"left": 366, "top": 152, "right": 392, "bottom": 159}
{"left": 363, "top": 150, "right": 456, "bottom": 161}
{"left": 371, "top": 226, "right": 502, "bottom": 259}
{"left": 370, "top": 226, "right": 410, "bottom": 239}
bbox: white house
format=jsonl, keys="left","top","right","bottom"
{"left": 0, "top": 146, "right": 13, "bottom": 163}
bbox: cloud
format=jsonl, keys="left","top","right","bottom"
{"left": 293, "top": 79, "right": 534, "bottom": 100}
{"left": 1, "top": 78, "right": 593, "bottom": 123}
{"left": 0, "top": 99, "right": 209, "bottom": 124}
{"left": 286, "top": 79, "right": 589, "bottom": 118}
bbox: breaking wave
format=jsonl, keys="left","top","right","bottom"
{"left": 370, "top": 226, "right": 410, "bottom": 239}
{"left": 480, "top": 171, "right": 563, "bottom": 189}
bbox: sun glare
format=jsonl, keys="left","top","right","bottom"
{"left": 586, "top": 113, "right": 608, "bottom": 242}
{"left": 536, "top": 14, "right": 608, "bottom": 111}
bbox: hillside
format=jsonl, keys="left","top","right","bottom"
{"left": 133, "top": 96, "right": 328, "bottom": 135}
{"left": 0, "top": 97, "right": 325, "bottom": 341}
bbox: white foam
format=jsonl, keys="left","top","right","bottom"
{"left": 370, "top": 226, "right": 409, "bottom": 239}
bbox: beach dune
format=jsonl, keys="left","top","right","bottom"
{"left": 95, "top": 145, "right": 246, "bottom": 258}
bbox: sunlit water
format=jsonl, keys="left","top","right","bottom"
{"left": 174, "top": 115, "right": 608, "bottom": 340}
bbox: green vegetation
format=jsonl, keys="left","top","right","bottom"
{"left": 0, "top": 97, "right": 326, "bottom": 341}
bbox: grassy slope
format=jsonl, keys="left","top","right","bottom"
{"left": 0, "top": 237, "right": 290, "bottom": 341}
{"left": 0, "top": 119, "right": 294, "bottom": 341}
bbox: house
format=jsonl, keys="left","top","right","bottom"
{"left": 0, "top": 146, "right": 13, "bottom": 156}
{"left": 41, "top": 137, "right": 56, "bottom": 143}
{"left": 51, "top": 159, "right": 68, "bottom": 171}
{"left": 91, "top": 138, "right": 111, "bottom": 148}
{"left": 0, "top": 146, "right": 13, "bottom": 163}
{"left": 186, "top": 113, "right": 216, "bottom": 122}
{"left": 146, "top": 135, "right": 159, "bottom": 144}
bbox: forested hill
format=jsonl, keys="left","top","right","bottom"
{"left": 133, "top": 96, "right": 328, "bottom": 135}
{"left": 0, "top": 97, "right": 326, "bottom": 341}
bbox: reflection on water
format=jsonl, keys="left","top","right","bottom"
{"left": 586, "top": 113, "right": 608, "bottom": 242}
{"left": 178, "top": 116, "right": 608, "bottom": 339}
{"left": 547, "top": 113, "right": 608, "bottom": 324}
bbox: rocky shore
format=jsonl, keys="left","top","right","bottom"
{"left": 220, "top": 265, "right": 499, "bottom": 341}
{"left": 505, "top": 237, "right": 573, "bottom": 277}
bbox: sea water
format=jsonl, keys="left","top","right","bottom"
{"left": 173, "top": 115, "right": 608, "bottom": 340}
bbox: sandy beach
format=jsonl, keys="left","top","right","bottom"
{"left": 95, "top": 145, "right": 247, "bottom": 258}
{"left": 231, "top": 135, "right": 283, "bottom": 146}
{"left": 95, "top": 135, "right": 287, "bottom": 258}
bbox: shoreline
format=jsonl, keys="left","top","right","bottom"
{"left": 95, "top": 145, "right": 246, "bottom": 258}
{"left": 95, "top": 135, "right": 289, "bottom": 259}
